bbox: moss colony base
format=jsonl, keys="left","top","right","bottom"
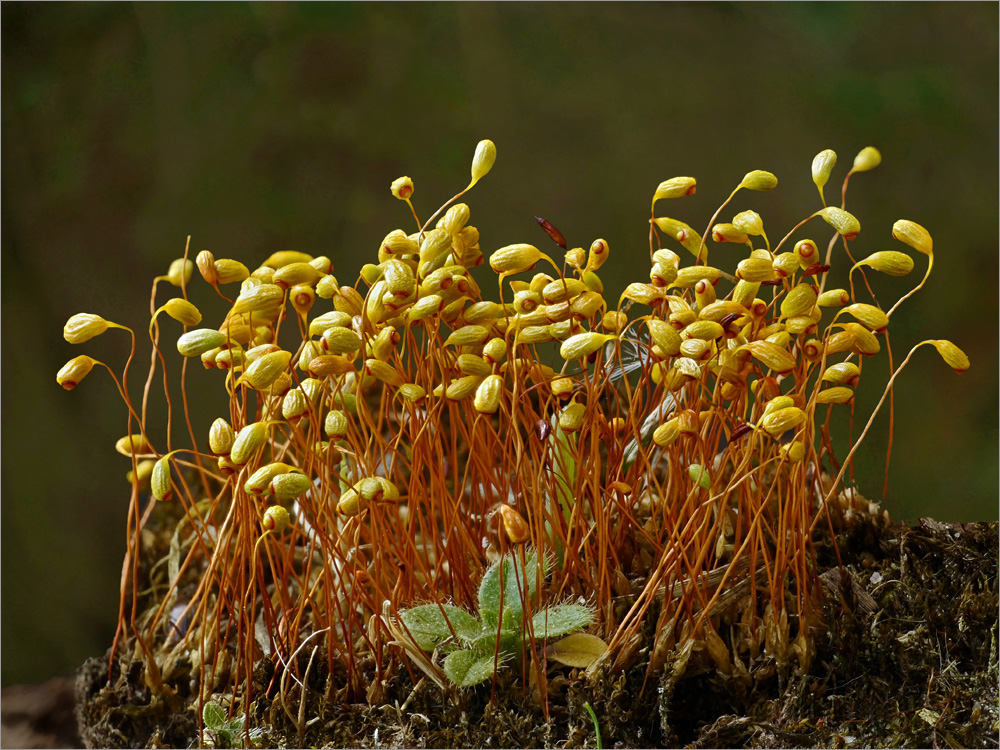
{"left": 76, "top": 515, "right": 998, "bottom": 748}
{"left": 59, "top": 142, "right": 983, "bottom": 747}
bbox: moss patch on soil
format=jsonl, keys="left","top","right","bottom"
{"left": 77, "top": 517, "right": 998, "bottom": 748}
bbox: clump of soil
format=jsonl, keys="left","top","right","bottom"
{"left": 77, "top": 517, "right": 998, "bottom": 748}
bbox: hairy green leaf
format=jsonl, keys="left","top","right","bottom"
{"left": 442, "top": 648, "right": 507, "bottom": 687}
{"left": 202, "top": 701, "right": 227, "bottom": 730}
{"left": 399, "top": 604, "right": 482, "bottom": 651}
{"left": 531, "top": 603, "right": 594, "bottom": 639}
{"left": 478, "top": 550, "right": 548, "bottom": 631}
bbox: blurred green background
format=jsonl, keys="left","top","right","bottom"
{"left": 3, "top": 3, "right": 996, "bottom": 687}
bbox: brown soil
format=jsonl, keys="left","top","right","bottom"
{"left": 73, "top": 516, "right": 998, "bottom": 749}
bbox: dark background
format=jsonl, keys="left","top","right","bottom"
{"left": 3, "top": 3, "right": 997, "bottom": 687}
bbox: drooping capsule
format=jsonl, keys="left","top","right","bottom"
{"left": 758, "top": 407, "right": 807, "bottom": 439}
{"left": 231, "top": 421, "right": 271, "bottom": 466}
{"left": 56, "top": 355, "right": 97, "bottom": 390}
{"left": 818, "top": 207, "right": 861, "bottom": 240}
{"left": 780, "top": 284, "right": 817, "bottom": 319}
{"left": 891, "top": 220, "right": 933, "bottom": 256}
{"left": 559, "top": 332, "right": 615, "bottom": 361}
{"left": 151, "top": 453, "right": 174, "bottom": 502}
{"left": 261, "top": 505, "right": 290, "bottom": 533}
{"left": 63, "top": 313, "right": 111, "bottom": 344}
{"left": 852, "top": 251, "right": 914, "bottom": 277}
{"left": 928, "top": 339, "right": 970, "bottom": 374}
{"left": 498, "top": 504, "right": 530, "bottom": 545}
{"left": 815, "top": 387, "right": 854, "bottom": 405}
{"left": 238, "top": 350, "right": 292, "bottom": 391}
{"left": 271, "top": 472, "right": 312, "bottom": 501}
{"left": 741, "top": 340, "right": 796, "bottom": 374}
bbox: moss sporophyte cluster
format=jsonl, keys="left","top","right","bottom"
{"left": 59, "top": 141, "right": 970, "bottom": 726}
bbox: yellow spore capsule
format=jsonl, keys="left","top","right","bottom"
{"left": 244, "top": 463, "right": 297, "bottom": 496}
{"left": 741, "top": 340, "right": 796, "bottom": 374}
{"left": 683, "top": 320, "right": 724, "bottom": 342}
{"left": 337, "top": 487, "right": 363, "bottom": 516}
{"left": 474, "top": 374, "right": 504, "bottom": 414}
{"left": 841, "top": 303, "right": 889, "bottom": 332}
{"left": 214, "top": 259, "right": 250, "bottom": 285}
{"left": 158, "top": 298, "right": 202, "bottom": 327}
{"left": 559, "top": 401, "right": 587, "bottom": 432}
{"left": 271, "top": 473, "right": 312, "bottom": 501}
{"left": 238, "top": 350, "right": 292, "bottom": 391}
{"left": 397, "top": 383, "right": 427, "bottom": 403}
{"left": 816, "top": 387, "right": 854, "bottom": 405}
{"left": 262, "top": 251, "right": 314, "bottom": 268}
{"left": 57, "top": 355, "right": 97, "bottom": 390}
{"left": 261, "top": 505, "right": 290, "bottom": 533}
{"left": 852, "top": 251, "right": 914, "bottom": 277}
{"left": 309, "top": 355, "right": 356, "bottom": 378}
{"left": 811, "top": 149, "right": 837, "bottom": 201}
{"left": 850, "top": 146, "right": 881, "bottom": 174}
{"left": 282, "top": 388, "right": 309, "bottom": 421}
{"left": 444, "top": 325, "right": 490, "bottom": 347}
{"left": 736, "top": 256, "right": 775, "bottom": 283}
{"left": 732, "top": 210, "right": 764, "bottom": 236}
{"left": 231, "top": 421, "right": 272, "bottom": 466}
{"left": 652, "top": 419, "right": 681, "bottom": 448}
{"left": 818, "top": 289, "right": 850, "bottom": 308}
{"left": 209, "top": 418, "right": 235, "bottom": 455}
{"left": 739, "top": 170, "right": 778, "bottom": 191}
{"left": 166, "top": 258, "right": 194, "bottom": 287}
{"left": 652, "top": 176, "right": 697, "bottom": 205}
{"left": 231, "top": 283, "right": 284, "bottom": 317}
{"left": 445, "top": 375, "right": 483, "bottom": 401}
{"left": 585, "top": 238, "right": 610, "bottom": 271}
{"left": 929, "top": 339, "right": 970, "bottom": 374}
{"left": 322, "top": 326, "right": 363, "bottom": 355}
{"left": 64, "top": 313, "right": 110, "bottom": 344}
{"left": 892, "top": 220, "right": 933, "bottom": 256}
{"left": 780, "top": 284, "right": 818, "bottom": 319}
{"left": 468, "top": 139, "right": 497, "bottom": 188}
{"left": 365, "top": 359, "right": 405, "bottom": 387}
{"left": 490, "top": 243, "right": 545, "bottom": 276}
{"left": 780, "top": 440, "right": 807, "bottom": 463}
{"left": 822, "top": 362, "right": 861, "bottom": 388}
{"left": 457, "top": 354, "right": 491, "bottom": 378}
{"left": 390, "top": 176, "right": 414, "bottom": 200}
{"left": 126, "top": 459, "right": 155, "bottom": 490}
{"left": 711, "top": 223, "right": 750, "bottom": 244}
{"left": 151, "top": 454, "right": 174, "bottom": 502}
{"left": 115, "top": 434, "right": 151, "bottom": 456}
{"left": 758, "top": 407, "right": 807, "bottom": 439}
{"left": 620, "top": 282, "right": 665, "bottom": 307}
{"left": 196, "top": 250, "right": 219, "bottom": 285}
{"left": 559, "top": 332, "right": 614, "bottom": 361}
{"left": 498, "top": 504, "right": 530, "bottom": 545}
{"left": 794, "top": 239, "right": 819, "bottom": 269}
{"left": 818, "top": 206, "right": 861, "bottom": 240}
{"left": 647, "top": 319, "right": 681, "bottom": 356}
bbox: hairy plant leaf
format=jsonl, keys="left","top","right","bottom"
{"left": 399, "top": 604, "right": 482, "bottom": 651}
{"left": 532, "top": 603, "right": 594, "bottom": 639}
{"left": 443, "top": 648, "right": 507, "bottom": 687}
{"left": 202, "top": 701, "right": 227, "bottom": 731}
{"left": 545, "top": 632, "right": 608, "bottom": 668}
{"left": 478, "top": 550, "right": 545, "bottom": 630}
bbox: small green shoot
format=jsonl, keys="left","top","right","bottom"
{"left": 398, "top": 549, "right": 594, "bottom": 686}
